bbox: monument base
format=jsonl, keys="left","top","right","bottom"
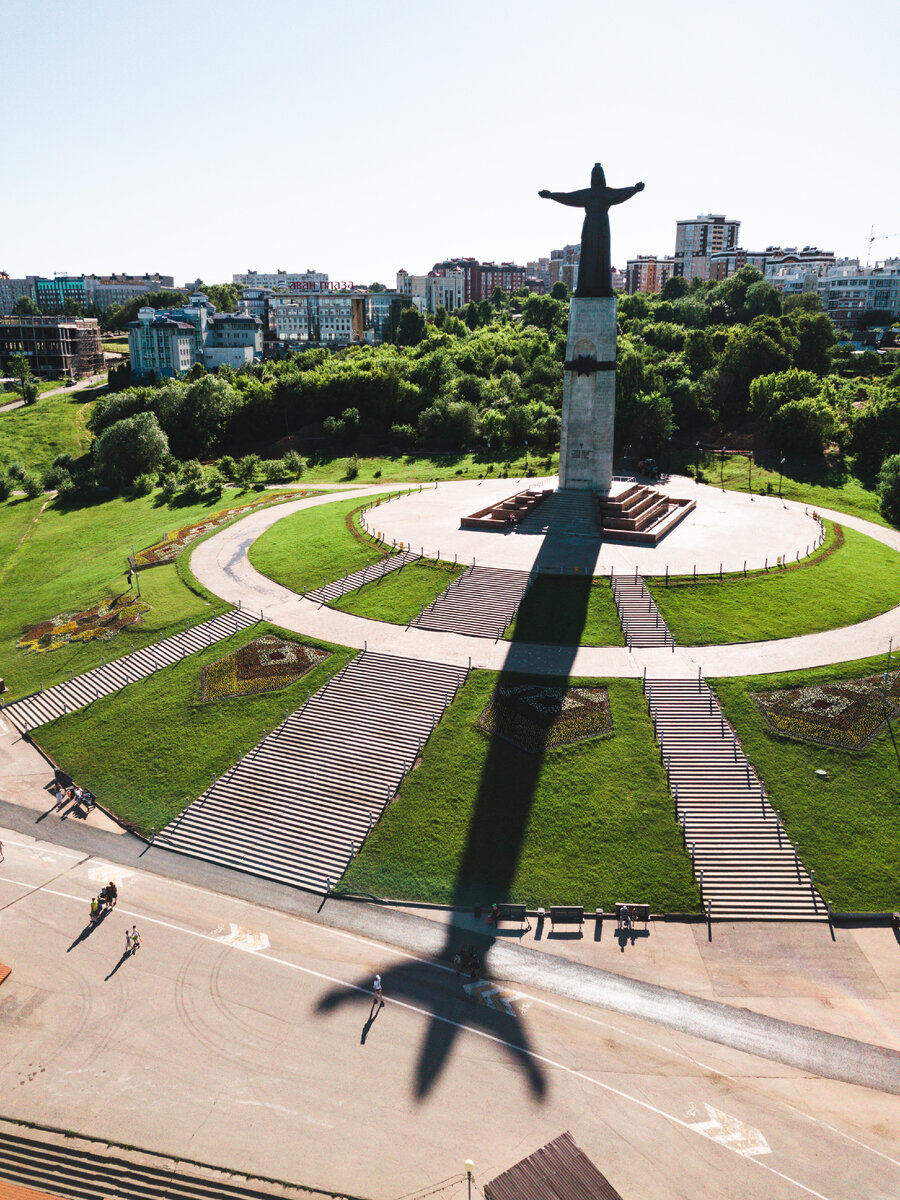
{"left": 559, "top": 296, "right": 616, "bottom": 495}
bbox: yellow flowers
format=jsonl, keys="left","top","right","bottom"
{"left": 17, "top": 595, "right": 152, "bottom": 655}
{"left": 200, "top": 635, "right": 330, "bottom": 702}
{"left": 755, "top": 672, "right": 900, "bottom": 750}
{"left": 477, "top": 684, "right": 613, "bottom": 753}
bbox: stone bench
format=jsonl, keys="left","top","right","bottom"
{"left": 549, "top": 905, "right": 584, "bottom": 933}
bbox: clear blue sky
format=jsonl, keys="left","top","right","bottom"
{"left": 3, "top": 0, "right": 898, "bottom": 287}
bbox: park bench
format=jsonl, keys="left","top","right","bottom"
{"left": 892, "top": 911, "right": 900, "bottom": 934}
{"left": 494, "top": 903, "right": 531, "bottom": 932}
{"left": 616, "top": 902, "right": 650, "bottom": 931}
{"left": 549, "top": 906, "right": 584, "bottom": 933}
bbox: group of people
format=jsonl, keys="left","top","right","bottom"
{"left": 54, "top": 782, "right": 95, "bottom": 813}
{"left": 88, "top": 881, "right": 119, "bottom": 923}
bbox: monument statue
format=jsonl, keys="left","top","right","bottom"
{"left": 539, "top": 165, "right": 644, "bottom": 298}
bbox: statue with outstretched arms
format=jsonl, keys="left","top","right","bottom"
{"left": 539, "top": 164, "right": 644, "bottom": 298}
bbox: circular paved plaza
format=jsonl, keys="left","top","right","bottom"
{"left": 368, "top": 475, "right": 822, "bottom": 574}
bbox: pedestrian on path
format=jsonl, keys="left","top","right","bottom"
{"left": 54, "top": 784, "right": 67, "bottom": 810}
{"left": 373, "top": 973, "right": 384, "bottom": 1007}
{"left": 90, "top": 897, "right": 100, "bottom": 924}
{"left": 129, "top": 926, "right": 142, "bottom": 956}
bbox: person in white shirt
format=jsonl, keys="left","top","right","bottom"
{"left": 373, "top": 974, "right": 384, "bottom": 1007}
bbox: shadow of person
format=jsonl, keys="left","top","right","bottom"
{"left": 361, "top": 1000, "right": 382, "bottom": 1044}
{"left": 67, "top": 921, "right": 100, "bottom": 951}
{"left": 104, "top": 952, "right": 130, "bottom": 982}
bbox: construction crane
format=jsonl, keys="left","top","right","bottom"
{"left": 866, "top": 226, "right": 900, "bottom": 268}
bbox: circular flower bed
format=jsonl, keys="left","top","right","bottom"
{"left": 477, "top": 683, "right": 613, "bottom": 753}
{"left": 754, "top": 670, "right": 900, "bottom": 750}
{"left": 200, "top": 634, "right": 330, "bottom": 702}
{"left": 17, "top": 594, "right": 152, "bottom": 654}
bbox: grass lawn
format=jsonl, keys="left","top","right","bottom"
{"left": 249, "top": 493, "right": 392, "bottom": 595}
{"left": 713, "top": 654, "right": 900, "bottom": 911}
{"left": 35, "top": 623, "right": 349, "bottom": 836}
{"left": 331, "top": 558, "right": 462, "bottom": 624}
{"left": 298, "top": 451, "right": 557, "bottom": 486}
{"left": 0, "top": 488, "right": 310, "bottom": 700}
{"left": 505, "top": 575, "right": 623, "bottom": 645}
{"left": 0, "top": 391, "right": 96, "bottom": 474}
{"left": 651, "top": 522, "right": 900, "bottom": 644}
{"left": 340, "top": 671, "right": 699, "bottom": 911}
{"left": 689, "top": 453, "right": 886, "bottom": 527}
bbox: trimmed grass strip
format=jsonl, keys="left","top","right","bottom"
{"left": 505, "top": 575, "right": 623, "bottom": 645}
{"left": 331, "top": 558, "right": 463, "bottom": 625}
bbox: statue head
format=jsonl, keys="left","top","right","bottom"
{"left": 591, "top": 163, "right": 606, "bottom": 188}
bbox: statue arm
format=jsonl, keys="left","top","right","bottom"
{"left": 538, "top": 188, "right": 591, "bottom": 207}
{"left": 607, "top": 182, "right": 645, "bottom": 206}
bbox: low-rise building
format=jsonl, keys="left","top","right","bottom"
{"left": 232, "top": 268, "right": 328, "bottom": 290}
{"left": 817, "top": 260, "right": 900, "bottom": 326}
{"left": 0, "top": 315, "right": 104, "bottom": 379}
{"left": 268, "top": 288, "right": 406, "bottom": 347}
{"left": 625, "top": 255, "right": 677, "bottom": 294}
{"left": 0, "top": 273, "right": 35, "bottom": 314}
{"left": 128, "top": 294, "right": 263, "bottom": 379}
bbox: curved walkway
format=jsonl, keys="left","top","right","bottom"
{"left": 189, "top": 484, "right": 900, "bottom": 679}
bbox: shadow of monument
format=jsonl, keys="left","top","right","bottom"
{"left": 316, "top": 522, "right": 598, "bottom": 1099}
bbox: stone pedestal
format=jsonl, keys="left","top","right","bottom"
{"left": 558, "top": 296, "right": 616, "bottom": 495}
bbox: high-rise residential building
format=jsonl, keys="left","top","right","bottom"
{"left": 232, "top": 269, "right": 329, "bottom": 290}
{"left": 0, "top": 315, "right": 104, "bottom": 379}
{"left": 429, "top": 259, "right": 528, "bottom": 304}
{"left": 674, "top": 214, "right": 740, "bottom": 281}
{"left": 549, "top": 245, "right": 580, "bottom": 293}
{"left": 0, "top": 273, "right": 35, "bottom": 314}
{"left": 526, "top": 258, "right": 551, "bottom": 291}
{"left": 625, "top": 255, "right": 677, "bottom": 294}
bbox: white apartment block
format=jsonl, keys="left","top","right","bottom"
{"left": 817, "top": 260, "right": 900, "bottom": 326}
{"left": 396, "top": 268, "right": 465, "bottom": 314}
{"left": 128, "top": 294, "right": 262, "bottom": 378}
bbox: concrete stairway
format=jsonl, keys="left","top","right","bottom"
{"left": 409, "top": 566, "right": 532, "bottom": 639}
{"left": 156, "top": 651, "right": 468, "bottom": 893}
{"left": 305, "top": 549, "right": 419, "bottom": 603}
{"left": 646, "top": 677, "right": 825, "bottom": 919}
{"left": 611, "top": 574, "right": 673, "bottom": 648}
{"left": 0, "top": 609, "right": 258, "bottom": 734}
{"left": 515, "top": 488, "right": 599, "bottom": 538}
{"left": 0, "top": 1119, "right": 315, "bottom": 1200}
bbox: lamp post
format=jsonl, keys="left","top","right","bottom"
{"left": 778, "top": 455, "right": 786, "bottom": 499}
{"left": 720, "top": 445, "right": 726, "bottom": 490}
{"left": 695, "top": 440, "right": 701, "bottom": 478}
{"left": 748, "top": 449, "right": 753, "bottom": 494}
{"left": 464, "top": 1159, "right": 475, "bottom": 1200}
{"left": 524, "top": 437, "right": 528, "bottom": 469}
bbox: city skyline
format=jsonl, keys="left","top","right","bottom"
{"left": 3, "top": 0, "right": 898, "bottom": 285}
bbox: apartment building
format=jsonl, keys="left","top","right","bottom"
{"left": 128, "top": 294, "right": 263, "bottom": 379}
{"left": 625, "top": 255, "right": 677, "bottom": 294}
{"left": 232, "top": 269, "right": 328, "bottom": 290}
{"left": 674, "top": 214, "right": 741, "bottom": 281}
{"left": 396, "top": 267, "right": 465, "bottom": 313}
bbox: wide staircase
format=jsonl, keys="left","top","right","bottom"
{"left": 611, "top": 574, "right": 673, "bottom": 648}
{"left": 155, "top": 651, "right": 468, "bottom": 893}
{"left": 409, "top": 566, "right": 532, "bottom": 639}
{"left": 305, "top": 549, "right": 419, "bottom": 603}
{"left": 515, "top": 488, "right": 599, "bottom": 538}
{"left": 0, "top": 1118, "right": 316, "bottom": 1200}
{"left": 646, "top": 677, "right": 825, "bottom": 919}
{"left": 0, "top": 609, "right": 258, "bottom": 733}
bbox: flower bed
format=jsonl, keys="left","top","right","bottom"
{"left": 754, "top": 670, "right": 900, "bottom": 750}
{"left": 200, "top": 635, "right": 330, "bottom": 701}
{"left": 17, "top": 594, "right": 152, "bottom": 654}
{"left": 133, "top": 491, "right": 309, "bottom": 569}
{"left": 477, "top": 683, "right": 613, "bottom": 753}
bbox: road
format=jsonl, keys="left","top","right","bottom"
{"left": 1, "top": 829, "right": 898, "bottom": 1200}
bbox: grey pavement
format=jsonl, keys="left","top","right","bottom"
{"left": 1, "top": 826, "right": 899, "bottom": 1200}
{"left": 189, "top": 480, "right": 900, "bottom": 678}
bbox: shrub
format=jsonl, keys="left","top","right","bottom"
{"left": 281, "top": 450, "right": 305, "bottom": 478}
{"left": 234, "top": 453, "right": 260, "bottom": 487}
{"left": 344, "top": 455, "right": 360, "bottom": 480}
{"left": 178, "top": 459, "right": 206, "bottom": 500}
{"left": 133, "top": 473, "right": 155, "bottom": 496}
{"left": 205, "top": 467, "right": 226, "bottom": 500}
{"left": 0, "top": 473, "right": 11, "bottom": 501}
{"left": 7, "top": 463, "right": 26, "bottom": 481}
{"left": 217, "top": 455, "right": 237, "bottom": 481}
{"left": 21, "top": 470, "right": 44, "bottom": 498}
{"left": 54, "top": 470, "right": 79, "bottom": 500}
{"left": 159, "top": 472, "right": 179, "bottom": 503}
{"left": 262, "top": 458, "right": 292, "bottom": 484}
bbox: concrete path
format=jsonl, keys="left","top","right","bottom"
{"left": 190, "top": 484, "right": 900, "bottom": 679}
{"left": 2, "top": 824, "right": 899, "bottom": 1200}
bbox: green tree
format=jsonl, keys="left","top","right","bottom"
{"left": 93, "top": 411, "right": 170, "bottom": 487}
{"left": 368, "top": 282, "right": 387, "bottom": 292}
{"left": 744, "top": 280, "right": 781, "bottom": 318}
{"left": 769, "top": 396, "right": 837, "bottom": 458}
{"left": 877, "top": 453, "right": 900, "bottom": 526}
{"left": 395, "top": 306, "right": 427, "bottom": 347}
{"left": 661, "top": 275, "right": 690, "bottom": 301}
{"left": 783, "top": 292, "right": 822, "bottom": 314}
{"left": 550, "top": 281, "right": 569, "bottom": 301}
{"left": 6, "top": 352, "right": 38, "bottom": 403}
{"left": 464, "top": 301, "right": 480, "bottom": 330}
{"left": 749, "top": 368, "right": 820, "bottom": 419}
{"left": 417, "top": 399, "right": 477, "bottom": 449}
{"left": 198, "top": 283, "right": 241, "bottom": 312}
{"left": 234, "top": 453, "right": 260, "bottom": 487}
{"left": 12, "top": 294, "right": 39, "bottom": 315}
{"left": 183, "top": 374, "right": 239, "bottom": 453}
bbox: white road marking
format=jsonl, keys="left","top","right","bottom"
{"left": 88, "top": 866, "right": 135, "bottom": 888}
{"left": 213, "top": 922, "right": 269, "bottom": 952}
{"left": 0, "top": 871, "right": 844, "bottom": 1199}
{"left": 689, "top": 1103, "right": 771, "bottom": 1157}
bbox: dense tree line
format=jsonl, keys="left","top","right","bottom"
{"left": 22, "top": 269, "right": 897, "bottom": 514}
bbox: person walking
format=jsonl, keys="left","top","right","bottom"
{"left": 90, "top": 896, "right": 100, "bottom": 924}
{"left": 129, "top": 926, "right": 142, "bottom": 956}
{"left": 373, "top": 973, "right": 384, "bottom": 1008}
{"left": 54, "top": 784, "right": 67, "bottom": 810}
{"left": 124, "top": 927, "right": 133, "bottom": 956}
{"left": 104, "top": 881, "right": 117, "bottom": 910}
